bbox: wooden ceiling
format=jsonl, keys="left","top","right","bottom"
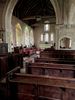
{"left": 13, "top": 0, "right": 55, "bottom": 27}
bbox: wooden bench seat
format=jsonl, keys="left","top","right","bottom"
{"left": 8, "top": 73, "right": 75, "bottom": 100}
{"left": 9, "top": 73, "right": 75, "bottom": 89}
{"left": 0, "top": 56, "right": 8, "bottom": 79}
{"left": 26, "top": 62, "right": 75, "bottom": 78}
{"left": 40, "top": 50, "right": 75, "bottom": 59}
{"left": 30, "top": 62, "right": 75, "bottom": 68}
{"left": 35, "top": 57, "right": 75, "bottom": 64}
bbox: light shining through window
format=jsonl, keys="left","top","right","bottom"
{"left": 51, "top": 33, "right": 54, "bottom": 41}
{"left": 44, "top": 24, "right": 49, "bottom": 31}
{"left": 41, "top": 34, "right": 44, "bottom": 41}
{"left": 45, "top": 33, "right": 49, "bottom": 42}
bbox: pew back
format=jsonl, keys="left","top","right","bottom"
{"left": 9, "top": 73, "right": 75, "bottom": 100}
{"left": 26, "top": 62, "right": 75, "bottom": 78}
{"left": 35, "top": 57, "right": 75, "bottom": 64}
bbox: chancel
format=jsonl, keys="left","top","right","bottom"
{"left": 1, "top": 0, "right": 75, "bottom": 100}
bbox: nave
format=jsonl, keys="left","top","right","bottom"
{"left": 1, "top": 0, "right": 75, "bottom": 100}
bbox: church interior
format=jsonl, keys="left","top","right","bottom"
{"left": 1, "top": 0, "right": 75, "bottom": 100}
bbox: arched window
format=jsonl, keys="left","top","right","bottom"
{"left": 24, "top": 26, "right": 30, "bottom": 47}
{"left": 51, "top": 33, "right": 54, "bottom": 42}
{"left": 40, "top": 23, "right": 50, "bottom": 43}
{"left": 44, "top": 33, "right": 49, "bottom": 42}
{"left": 69, "top": 39, "right": 71, "bottom": 48}
{"left": 30, "top": 29, "right": 34, "bottom": 45}
{"left": 41, "top": 34, "right": 44, "bottom": 42}
{"left": 44, "top": 24, "right": 50, "bottom": 32}
{"left": 16, "top": 23, "right": 22, "bottom": 46}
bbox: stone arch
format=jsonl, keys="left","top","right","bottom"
{"left": 69, "top": 3, "right": 75, "bottom": 24}
{"left": 59, "top": 36, "right": 71, "bottom": 42}
{"left": 2, "top": 0, "right": 18, "bottom": 41}
{"left": 3, "top": 0, "right": 62, "bottom": 36}
{"left": 2, "top": 0, "right": 18, "bottom": 51}
{"left": 50, "top": 0, "right": 62, "bottom": 49}
{"left": 50, "top": 0, "right": 62, "bottom": 24}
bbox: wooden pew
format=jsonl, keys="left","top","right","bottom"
{"left": 43, "top": 49, "right": 75, "bottom": 56}
{"left": 0, "top": 56, "right": 8, "bottom": 79}
{"left": 40, "top": 50, "right": 75, "bottom": 59}
{"left": 0, "top": 66, "right": 20, "bottom": 100}
{"left": 30, "top": 62, "right": 75, "bottom": 68}
{"left": 8, "top": 73, "right": 75, "bottom": 100}
{"left": 26, "top": 62, "right": 75, "bottom": 78}
{"left": 35, "top": 57, "right": 75, "bottom": 64}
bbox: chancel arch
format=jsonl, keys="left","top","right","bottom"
{"left": 1, "top": 0, "right": 72, "bottom": 50}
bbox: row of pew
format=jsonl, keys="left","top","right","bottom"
{"left": 40, "top": 49, "right": 75, "bottom": 59}
{"left": 6, "top": 49, "right": 75, "bottom": 100}
{"left": 35, "top": 57, "right": 75, "bottom": 64}
{"left": 0, "top": 51, "right": 75, "bottom": 100}
{"left": 27, "top": 62, "right": 75, "bottom": 78}
{"left": 8, "top": 69, "right": 75, "bottom": 100}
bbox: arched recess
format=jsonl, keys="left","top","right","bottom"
{"left": 50, "top": 0, "right": 62, "bottom": 24}
{"left": 59, "top": 37, "right": 71, "bottom": 49}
